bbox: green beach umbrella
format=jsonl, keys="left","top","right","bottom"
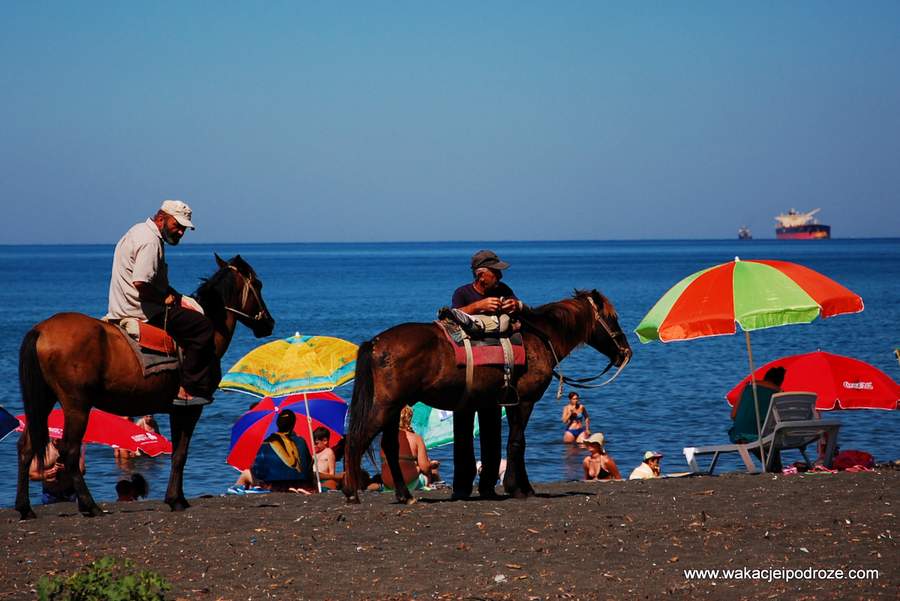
{"left": 411, "top": 404, "right": 505, "bottom": 449}
{"left": 635, "top": 258, "right": 863, "bottom": 470}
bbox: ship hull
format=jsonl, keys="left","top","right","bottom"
{"left": 776, "top": 224, "right": 831, "bottom": 240}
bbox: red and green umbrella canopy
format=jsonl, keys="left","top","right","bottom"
{"left": 635, "top": 258, "right": 863, "bottom": 343}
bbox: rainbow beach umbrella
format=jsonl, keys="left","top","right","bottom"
{"left": 227, "top": 392, "right": 347, "bottom": 471}
{"left": 635, "top": 258, "right": 863, "bottom": 470}
{"left": 635, "top": 258, "right": 863, "bottom": 343}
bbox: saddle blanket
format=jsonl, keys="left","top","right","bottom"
{"left": 436, "top": 319, "right": 526, "bottom": 368}
{"left": 115, "top": 323, "right": 180, "bottom": 376}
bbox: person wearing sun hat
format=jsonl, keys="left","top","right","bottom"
{"left": 582, "top": 433, "right": 622, "bottom": 481}
{"left": 629, "top": 450, "right": 664, "bottom": 480}
{"left": 106, "top": 200, "right": 217, "bottom": 407}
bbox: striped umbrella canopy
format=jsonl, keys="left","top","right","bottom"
{"left": 635, "top": 258, "right": 863, "bottom": 343}
{"left": 635, "top": 258, "right": 863, "bottom": 471}
{"left": 220, "top": 333, "right": 358, "bottom": 398}
{"left": 227, "top": 392, "right": 347, "bottom": 471}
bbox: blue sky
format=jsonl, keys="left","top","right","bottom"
{"left": 2, "top": 2, "right": 898, "bottom": 243}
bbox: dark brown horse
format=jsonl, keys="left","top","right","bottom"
{"left": 342, "top": 289, "right": 632, "bottom": 504}
{"left": 16, "top": 254, "right": 274, "bottom": 519}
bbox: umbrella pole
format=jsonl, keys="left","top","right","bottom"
{"left": 745, "top": 331, "right": 767, "bottom": 473}
{"left": 302, "top": 392, "right": 322, "bottom": 493}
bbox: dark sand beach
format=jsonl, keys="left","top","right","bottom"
{"left": 2, "top": 469, "right": 897, "bottom": 600}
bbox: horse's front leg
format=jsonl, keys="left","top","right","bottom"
{"left": 503, "top": 400, "right": 537, "bottom": 499}
{"left": 15, "top": 430, "right": 37, "bottom": 520}
{"left": 60, "top": 407, "right": 102, "bottom": 517}
{"left": 382, "top": 417, "right": 414, "bottom": 505}
{"left": 165, "top": 407, "right": 201, "bottom": 511}
{"left": 450, "top": 408, "right": 476, "bottom": 500}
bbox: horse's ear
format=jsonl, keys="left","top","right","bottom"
{"left": 214, "top": 253, "right": 228, "bottom": 269}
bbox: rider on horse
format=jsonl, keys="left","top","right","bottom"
{"left": 105, "top": 200, "right": 218, "bottom": 407}
{"left": 451, "top": 249, "right": 524, "bottom": 320}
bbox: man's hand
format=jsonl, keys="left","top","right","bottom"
{"left": 478, "top": 297, "right": 502, "bottom": 314}
{"left": 501, "top": 298, "right": 522, "bottom": 314}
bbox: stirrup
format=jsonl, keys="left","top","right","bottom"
{"left": 173, "top": 388, "right": 214, "bottom": 407}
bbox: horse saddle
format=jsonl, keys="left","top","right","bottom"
{"left": 104, "top": 298, "right": 203, "bottom": 376}
{"left": 436, "top": 309, "right": 526, "bottom": 368}
{"left": 436, "top": 308, "right": 526, "bottom": 406}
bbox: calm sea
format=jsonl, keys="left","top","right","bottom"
{"left": 1, "top": 239, "right": 898, "bottom": 507}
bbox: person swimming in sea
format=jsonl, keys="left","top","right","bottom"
{"left": 561, "top": 392, "right": 590, "bottom": 443}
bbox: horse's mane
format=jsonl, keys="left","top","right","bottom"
{"left": 193, "top": 255, "right": 255, "bottom": 311}
{"left": 528, "top": 289, "right": 617, "bottom": 345}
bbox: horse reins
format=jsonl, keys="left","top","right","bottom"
{"left": 223, "top": 266, "right": 269, "bottom": 323}
{"left": 519, "top": 296, "right": 631, "bottom": 398}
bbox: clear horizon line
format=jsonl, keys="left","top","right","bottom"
{"left": 2, "top": 235, "right": 899, "bottom": 247}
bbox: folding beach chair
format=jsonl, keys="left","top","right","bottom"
{"left": 683, "top": 392, "right": 841, "bottom": 475}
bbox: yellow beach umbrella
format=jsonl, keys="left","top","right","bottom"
{"left": 221, "top": 332, "right": 359, "bottom": 493}
{"left": 220, "top": 333, "right": 358, "bottom": 398}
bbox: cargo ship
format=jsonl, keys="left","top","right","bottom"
{"left": 738, "top": 226, "right": 752, "bottom": 240}
{"left": 775, "top": 208, "right": 831, "bottom": 240}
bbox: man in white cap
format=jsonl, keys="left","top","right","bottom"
{"left": 106, "top": 200, "right": 217, "bottom": 406}
{"left": 629, "top": 451, "right": 663, "bottom": 480}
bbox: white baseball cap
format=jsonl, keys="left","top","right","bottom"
{"left": 160, "top": 200, "right": 195, "bottom": 229}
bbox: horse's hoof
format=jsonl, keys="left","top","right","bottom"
{"left": 403, "top": 497, "right": 418, "bottom": 506}
{"left": 167, "top": 499, "right": 190, "bottom": 512}
{"left": 479, "top": 490, "right": 503, "bottom": 501}
{"left": 450, "top": 489, "right": 472, "bottom": 501}
{"left": 508, "top": 489, "right": 529, "bottom": 500}
{"left": 345, "top": 496, "right": 361, "bottom": 505}
{"left": 80, "top": 504, "right": 103, "bottom": 517}
{"left": 17, "top": 506, "right": 36, "bottom": 520}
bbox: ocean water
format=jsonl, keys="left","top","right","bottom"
{"left": 1, "top": 239, "right": 898, "bottom": 507}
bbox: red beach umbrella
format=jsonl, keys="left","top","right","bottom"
{"left": 726, "top": 351, "right": 900, "bottom": 411}
{"left": 16, "top": 408, "right": 172, "bottom": 456}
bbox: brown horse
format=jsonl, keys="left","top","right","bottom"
{"left": 342, "top": 289, "right": 632, "bottom": 504}
{"left": 15, "top": 254, "right": 274, "bottom": 519}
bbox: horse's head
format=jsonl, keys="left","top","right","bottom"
{"left": 209, "top": 253, "right": 275, "bottom": 337}
{"left": 581, "top": 289, "right": 632, "bottom": 377}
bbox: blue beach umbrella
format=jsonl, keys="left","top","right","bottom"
{"left": 0, "top": 406, "right": 20, "bottom": 442}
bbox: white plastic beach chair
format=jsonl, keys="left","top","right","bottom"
{"left": 683, "top": 392, "right": 841, "bottom": 475}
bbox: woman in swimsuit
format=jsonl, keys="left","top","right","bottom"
{"left": 381, "top": 406, "right": 441, "bottom": 490}
{"left": 561, "top": 392, "right": 591, "bottom": 443}
{"left": 582, "top": 433, "right": 621, "bottom": 481}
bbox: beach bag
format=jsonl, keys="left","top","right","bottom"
{"left": 831, "top": 449, "right": 875, "bottom": 471}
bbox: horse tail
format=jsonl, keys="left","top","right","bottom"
{"left": 347, "top": 340, "right": 375, "bottom": 452}
{"left": 19, "top": 329, "right": 55, "bottom": 472}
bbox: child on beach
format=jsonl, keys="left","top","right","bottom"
{"left": 582, "top": 433, "right": 621, "bottom": 481}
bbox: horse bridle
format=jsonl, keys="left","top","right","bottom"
{"left": 561, "top": 296, "right": 631, "bottom": 388}
{"left": 521, "top": 295, "right": 631, "bottom": 397}
{"left": 223, "top": 265, "right": 269, "bottom": 324}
